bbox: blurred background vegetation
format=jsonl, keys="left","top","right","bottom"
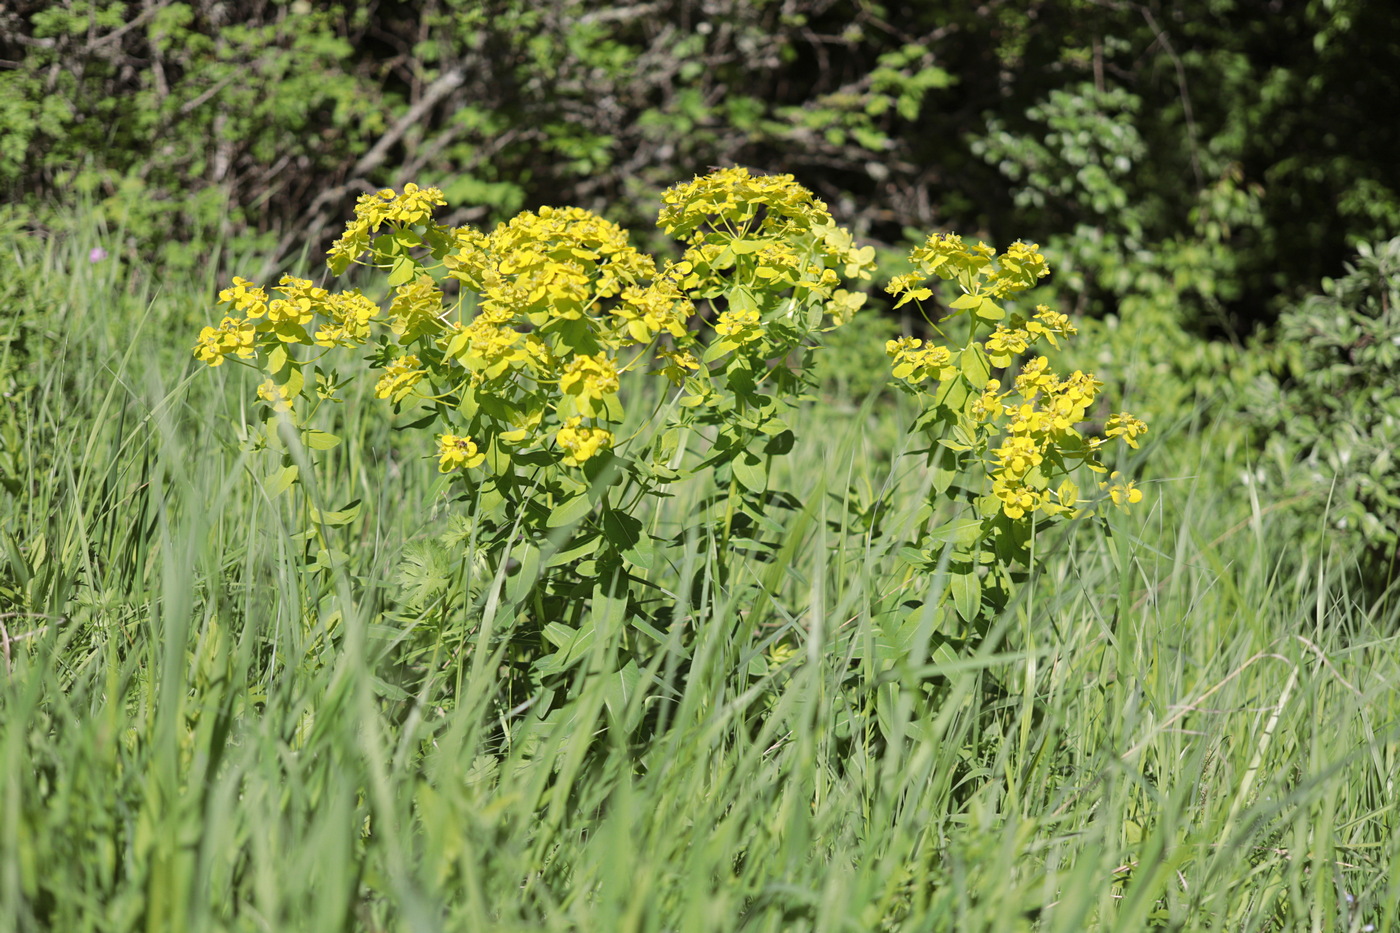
{"left": 3, "top": 0, "right": 1397, "bottom": 335}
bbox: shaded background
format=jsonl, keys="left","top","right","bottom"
{"left": 4, "top": 0, "right": 1397, "bottom": 336}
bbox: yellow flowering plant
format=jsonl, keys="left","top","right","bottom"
{"left": 882, "top": 233, "right": 1148, "bottom": 628}
{"left": 193, "top": 170, "right": 875, "bottom": 693}
{"left": 192, "top": 170, "right": 1148, "bottom": 709}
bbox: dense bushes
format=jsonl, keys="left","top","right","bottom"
{"left": 4, "top": 0, "right": 1397, "bottom": 331}
{"left": 1245, "top": 237, "right": 1400, "bottom": 592}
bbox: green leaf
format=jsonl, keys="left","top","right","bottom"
{"left": 309, "top": 498, "right": 361, "bottom": 526}
{"left": 603, "top": 660, "right": 643, "bottom": 727}
{"left": 731, "top": 452, "right": 768, "bottom": 493}
{"left": 950, "top": 567, "right": 982, "bottom": 623}
{"left": 547, "top": 493, "right": 592, "bottom": 530}
{"left": 387, "top": 256, "right": 417, "bottom": 287}
{"left": 924, "top": 517, "right": 984, "bottom": 547}
{"left": 303, "top": 430, "right": 340, "bottom": 450}
{"left": 504, "top": 542, "right": 541, "bottom": 606}
{"left": 266, "top": 464, "right": 299, "bottom": 497}
{"left": 267, "top": 343, "right": 288, "bottom": 376}
{"left": 974, "top": 296, "right": 1004, "bottom": 321}
{"left": 282, "top": 366, "right": 305, "bottom": 400}
{"left": 959, "top": 345, "right": 991, "bottom": 386}
{"left": 763, "top": 429, "right": 795, "bottom": 455}
{"left": 545, "top": 530, "right": 601, "bottom": 567}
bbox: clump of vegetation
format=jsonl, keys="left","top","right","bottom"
{"left": 192, "top": 168, "right": 1146, "bottom": 720}
{"left": 1245, "top": 237, "right": 1400, "bottom": 591}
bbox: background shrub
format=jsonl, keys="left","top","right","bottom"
{"left": 3, "top": 0, "right": 1396, "bottom": 332}
{"left": 1244, "top": 237, "right": 1400, "bottom": 593}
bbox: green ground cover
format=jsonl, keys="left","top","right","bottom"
{"left": 2, "top": 212, "right": 1398, "bottom": 932}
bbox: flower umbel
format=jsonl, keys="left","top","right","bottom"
{"left": 556, "top": 417, "right": 613, "bottom": 467}
{"left": 437, "top": 434, "right": 486, "bottom": 472}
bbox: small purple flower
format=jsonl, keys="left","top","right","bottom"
{"left": 89, "top": 247, "right": 108, "bottom": 263}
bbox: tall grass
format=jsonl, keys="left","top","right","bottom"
{"left": 2, "top": 219, "right": 1398, "bottom": 932}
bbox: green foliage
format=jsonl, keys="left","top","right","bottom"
{"left": 192, "top": 169, "right": 1148, "bottom": 742}
{"left": 4, "top": 202, "right": 1400, "bottom": 932}
{"left": 961, "top": 0, "right": 1400, "bottom": 331}
{"left": 1244, "top": 237, "right": 1400, "bottom": 590}
{"left": 6, "top": 0, "right": 1397, "bottom": 328}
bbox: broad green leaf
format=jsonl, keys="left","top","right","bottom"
{"left": 387, "top": 256, "right": 417, "bottom": 287}
{"left": 603, "top": 660, "right": 643, "bottom": 727}
{"left": 547, "top": 493, "right": 594, "bottom": 529}
{"left": 731, "top": 452, "right": 768, "bottom": 493}
{"left": 950, "top": 567, "right": 981, "bottom": 623}
{"left": 959, "top": 344, "right": 991, "bottom": 386}
{"left": 924, "top": 517, "right": 984, "bottom": 547}
{"left": 545, "top": 532, "right": 600, "bottom": 567}
{"left": 267, "top": 343, "right": 288, "bottom": 376}
{"left": 727, "top": 238, "right": 766, "bottom": 254}
{"left": 303, "top": 429, "right": 340, "bottom": 450}
{"left": 309, "top": 498, "right": 361, "bottom": 526}
{"left": 504, "top": 542, "right": 541, "bottom": 606}
{"left": 974, "top": 296, "right": 1004, "bottom": 320}
{"left": 266, "top": 464, "right": 299, "bottom": 496}
{"left": 282, "top": 366, "right": 305, "bottom": 400}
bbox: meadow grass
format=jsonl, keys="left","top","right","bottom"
{"left": 2, "top": 222, "right": 1398, "bottom": 932}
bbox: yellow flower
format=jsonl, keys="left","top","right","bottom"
{"left": 314, "top": 290, "right": 380, "bottom": 347}
{"left": 715, "top": 307, "right": 762, "bottom": 344}
{"left": 656, "top": 346, "right": 701, "bottom": 386}
{"left": 991, "top": 477, "right": 1047, "bottom": 520}
{"left": 374, "top": 354, "right": 425, "bottom": 401}
{"left": 193, "top": 316, "right": 257, "bottom": 366}
{"left": 559, "top": 352, "right": 620, "bottom": 416}
{"left": 886, "top": 336, "right": 955, "bottom": 384}
{"left": 1103, "top": 471, "right": 1144, "bottom": 509}
{"left": 216, "top": 277, "right": 269, "bottom": 317}
{"left": 984, "top": 323, "right": 1031, "bottom": 367}
{"left": 614, "top": 283, "right": 690, "bottom": 343}
{"left": 437, "top": 433, "right": 485, "bottom": 472}
{"left": 1105, "top": 412, "right": 1148, "bottom": 449}
{"left": 256, "top": 378, "right": 294, "bottom": 413}
{"left": 388, "top": 275, "right": 444, "bottom": 338}
{"left": 658, "top": 166, "right": 833, "bottom": 242}
{"left": 555, "top": 416, "right": 613, "bottom": 467}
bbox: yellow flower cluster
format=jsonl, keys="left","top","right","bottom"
{"left": 886, "top": 336, "right": 957, "bottom": 385}
{"left": 656, "top": 167, "right": 874, "bottom": 353}
{"left": 313, "top": 290, "right": 380, "bottom": 347}
{"left": 195, "top": 171, "right": 882, "bottom": 480}
{"left": 714, "top": 307, "right": 762, "bottom": 344}
{"left": 1105, "top": 412, "right": 1148, "bottom": 448}
{"left": 658, "top": 166, "right": 834, "bottom": 240}
{"left": 886, "top": 233, "right": 1049, "bottom": 317}
{"left": 982, "top": 307, "right": 1080, "bottom": 367}
{"left": 1103, "top": 471, "right": 1143, "bottom": 508}
{"left": 256, "top": 378, "right": 294, "bottom": 413}
{"left": 555, "top": 417, "right": 614, "bottom": 467}
{"left": 327, "top": 183, "right": 447, "bottom": 273}
{"left": 437, "top": 433, "right": 486, "bottom": 472}
{"left": 444, "top": 206, "right": 692, "bottom": 352}
{"left": 387, "top": 275, "right": 444, "bottom": 338}
{"left": 374, "top": 354, "right": 425, "bottom": 402}
{"left": 884, "top": 236, "right": 1146, "bottom": 521}
{"left": 981, "top": 356, "right": 1147, "bottom": 518}
{"left": 655, "top": 346, "right": 701, "bottom": 386}
{"left": 559, "top": 352, "right": 619, "bottom": 417}
{"left": 195, "top": 274, "right": 348, "bottom": 365}
{"left": 193, "top": 315, "right": 257, "bottom": 366}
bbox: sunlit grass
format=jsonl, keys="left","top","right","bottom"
{"left": 2, "top": 218, "right": 1398, "bottom": 932}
